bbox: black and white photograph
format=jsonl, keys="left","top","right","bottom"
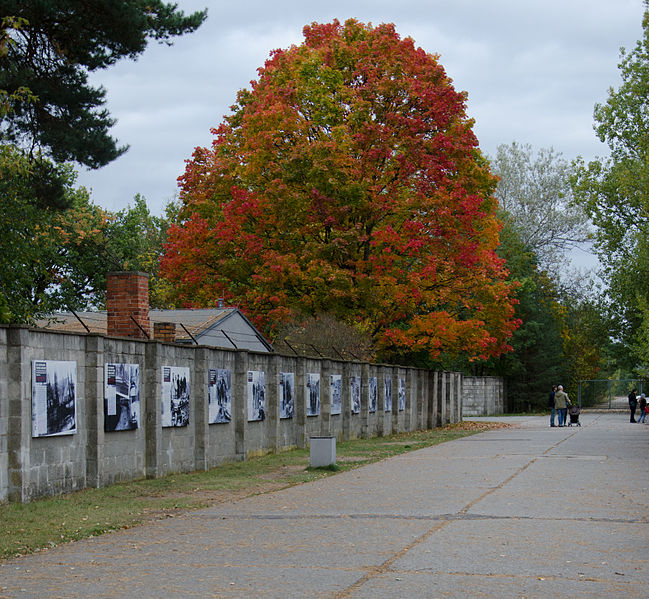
{"left": 398, "top": 378, "right": 406, "bottom": 412}
{"left": 104, "top": 363, "right": 140, "bottom": 432}
{"left": 330, "top": 374, "right": 342, "bottom": 415}
{"left": 306, "top": 372, "right": 320, "bottom": 417}
{"left": 247, "top": 370, "right": 266, "bottom": 421}
{"left": 162, "top": 366, "right": 190, "bottom": 428}
{"left": 279, "top": 372, "right": 295, "bottom": 419}
{"left": 384, "top": 377, "right": 392, "bottom": 412}
{"left": 208, "top": 368, "right": 231, "bottom": 424}
{"left": 31, "top": 360, "right": 77, "bottom": 438}
{"left": 350, "top": 376, "right": 361, "bottom": 414}
{"left": 369, "top": 377, "right": 378, "bottom": 413}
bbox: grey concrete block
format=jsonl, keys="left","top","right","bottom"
{"left": 310, "top": 435, "right": 336, "bottom": 467}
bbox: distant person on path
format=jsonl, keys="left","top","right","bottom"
{"left": 628, "top": 388, "right": 638, "bottom": 423}
{"left": 638, "top": 393, "right": 647, "bottom": 424}
{"left": 554, "top": 385, "right": 570, "bottom": 427}
{"left": 548, "top": 385, "right": 557, "bottom": 427}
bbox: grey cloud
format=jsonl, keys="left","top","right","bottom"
{"left": 76, "top": 0, "right": 645, "bottom": 215}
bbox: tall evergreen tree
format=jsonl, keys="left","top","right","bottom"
{"left": 0, "top": 1, "right": 206, "bottom": 170}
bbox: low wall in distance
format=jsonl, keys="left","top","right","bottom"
{"left": 462, "top": 376, "right": 505, "bottom": 416}
{"left": 0, "top": 324, "right": 470, "bottom": 503}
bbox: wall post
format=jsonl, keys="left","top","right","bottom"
{"left": 193, "top": 347, "right": 208, "bottom": 471}
{"left": 391, "top": 368, "right": 399, "bottom": 435}
{"left": 84, "top": 335, "right": 105, "bottom": 488}
{"left": 7, "top": 327, "right": 30, "bottom": 502}
{"left": 342, "top": 361, "right": 351, "bottom": 441}
{"left": 267, "top": 353, "right": 280, "bottom": 451}
{"left": 234, "top": 351, "right": 249, "bottom": 458}
{"left": 320, "top": 360, "right": 332, "bottom": 436}
{"left": 360, "top": 363, "right": 370, "bottom": 439}
{"left": 144, "top": 341, "right": 162, "bottom": 479}
{"left": 295, "top": 358, "right": 307, "bottom": 449}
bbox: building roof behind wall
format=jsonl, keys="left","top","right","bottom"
{"left": 36, "top": 308, "right": 274, "bottom": 352}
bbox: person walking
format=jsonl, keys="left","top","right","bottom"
{"left": 548, "top": 385, "right": 557, "bottom": 427}
{"left": 554, "top": 385, "right": 570, "bottom": 427}
{"left": 638, "top": 393, "right": 647, "bottom": 424}
{"left": 628, "top": 388, "right": 638, "bottom": 423}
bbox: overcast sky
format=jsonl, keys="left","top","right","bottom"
{"left": 76, "top": 0, "right": 645, "bottom": 222}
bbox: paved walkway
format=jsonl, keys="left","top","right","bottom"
{"left": 1, "top": 412, "right": 648, "bottom": 599}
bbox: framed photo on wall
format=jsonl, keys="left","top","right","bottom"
{"left": 369, "top": 377, "right": 377, "bottom": 413}
{"left": 162, "top": 366, "right": 190, "bottom": 427}
{"left": 104, "top": 363, "right": 140, "bottom": 432}
{"left": 384, "top": 377, "right": 392, "bottom": 412}
{"left": 306, "top": 373, "right": 320, "bottom": 416}
{"left": 350, "top": 376, "right": 361, "bottom": 414}
{"left": 330, "top": 374, "right": 342, "bottom": 415}
{"left": 31, "top": 360, "right": 77, "bottom": 437}
{"left": 279, "top": 372, "right": 295, "bottom": 419}
{"left": 247, "top": 370, "right": 266, "bottom": 421}
{"left": 398, "top": 378, "right": 406, "bottom": 412}
{"left": 208, "top": 368, "right": 231, "bottom": 424}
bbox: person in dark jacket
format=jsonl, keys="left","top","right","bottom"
{"left": 548, "top": 385, "right": 557, "bottom": 427}
{"left": 628, "top": 389, "right": 638, "bottom": 423}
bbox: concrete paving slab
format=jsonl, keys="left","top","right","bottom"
{"left": 0, "top": 412, "right": 647, "bottom": 599}
{"left": 347, "top": 571, "right": 646, "bottom": 599}
{"left": 392, "top": 519, "right": 648, "bottom": 580}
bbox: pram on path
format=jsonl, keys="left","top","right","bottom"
{"left": 568, "top": 403, "right": 581, "bottom": 426}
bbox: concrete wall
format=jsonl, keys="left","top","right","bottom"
{"left": 0, "top": 327, "right": 8, "bottom": 503}
{"left": 462, "top": 376, "right": 505, "bottom": 416}
{"left": 0, "top": 324, "right": 467, "bottom": 503}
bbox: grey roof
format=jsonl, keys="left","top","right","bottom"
{"left": 36, "top": 308, "right": 273, "bottom": 351}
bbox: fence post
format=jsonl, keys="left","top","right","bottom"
{"left": 193, "top": 347, "right": 208, "bottom": 471}
{"left": 295, "top": 357, "right": 307, "bottom": 448}
{"left": 144, "top": 341, "right": 162, "bottom": 479}
{"left": 7, "top": 327, "right": 30, "bottom": 502}
{"left": 267, "top": 353, "right": 280, "bottom": 451}
{"left": 85, "top": 334, "right": 105, "bottom": 488}
{"left": 428, "top": 370, "right": 437, "bottom": 429}
{"left": 404, "top": 369, "right": 413, "bottom": 432}
{"left": 440, "top": 372, "right": 448, "bottom": 425}
{"left": 608, "top": 380, "right": 612, "bottom": 410}
{"left": 342, "top": 361, "right": 351, "bottom": 441}
{"left": 376, "top": 367, "right": 385, "bottom": 437}
{"left": 320, "top": 359, "right": 332, "bottom": 436}
{"left": 234, "top": 351, "right": 249, "bottom": 458}
{"left": 360, "top": 362, "right": 370, "bottom": 438}
{"left": 391, "top": 368, "right": 399, "bottom": 434}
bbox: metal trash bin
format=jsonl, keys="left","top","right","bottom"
{"left": 310, "top": 436, "right": 336, "bottom": 467}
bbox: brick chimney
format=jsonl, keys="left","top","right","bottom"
{"left": 106, "top": 272, "right": 151, "bottom": 339}
{"left": 153, "top": 322, "right": 176, "bottom": 343}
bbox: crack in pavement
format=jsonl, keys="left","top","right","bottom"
{"left": 195, "top": 512, "right": 646, "bottom": 525}
{"left": 332, "top": 426, "right": 586, "bottom": 598}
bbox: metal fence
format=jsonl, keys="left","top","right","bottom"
{"left": 577, "top": 378, "right": 648, "bottom": 409}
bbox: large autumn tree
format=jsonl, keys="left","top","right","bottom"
{"left": 162, "top": 19, "right": 519, "bottom": 362}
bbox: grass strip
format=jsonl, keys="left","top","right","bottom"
{"left": 0, "top": 421, "right": 507, "bottom": 560}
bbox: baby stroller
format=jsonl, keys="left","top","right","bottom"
{"left": 567, "top": 403, "right": 581, "bottom": 427}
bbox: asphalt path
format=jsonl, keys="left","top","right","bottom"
{"left": 1, "top": 412, "right": 647, "bottom": 598}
